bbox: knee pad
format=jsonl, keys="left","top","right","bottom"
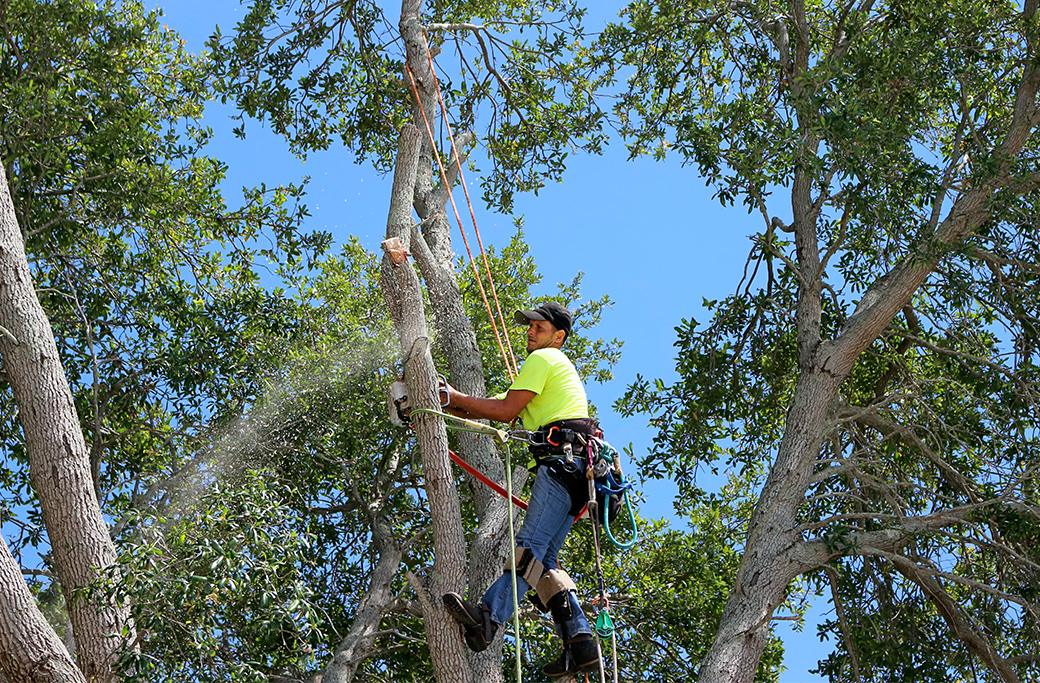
{"left": 535, "top": 568, "right": 577, "bottom": 620}
{"left": 504, "top": 546, "right": 544, "bottom": 585}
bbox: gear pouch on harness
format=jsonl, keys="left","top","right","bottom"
{"left": 589, "top": 443, "right": 626, "bottom": 524}
{"left": 529, "top": 419, "right": 625, "bottom": 522}
{"left": 543, "top": 459, "right": 624, "bottom": 523}
{"left": 602, "top": 480, "right": 624, "bottom": 524}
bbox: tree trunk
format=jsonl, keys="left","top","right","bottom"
{"left": 695, "top": 2, "right": 1040, "bottom": 678}
{"left": 696, "top": 369, "right": 842, "bottom": 683}
{"left": 379, "top": 124, "right": 471, "bottom": 683}
{"left": 409, "top": 214, "right": 516, "bottom": 680}
{"left": 0, "top": 161, "right": 132, "bottom": 682}
{"left": 0, "top": 539, "right": 86, "bottom": 683}
{"left": 398, "top": 3, "right": 518, "bottom": 679}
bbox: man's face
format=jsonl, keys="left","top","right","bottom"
{"left": 526, "top": 319, "right": 564, "bottom": 352}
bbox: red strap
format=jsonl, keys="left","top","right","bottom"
{"left": 448, "top": 449, "right": 584, "bottom": 522}
{"left": 449, "top": 449, "right": 528, "bottom": 510}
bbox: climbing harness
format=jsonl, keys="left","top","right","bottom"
{"left": 407, "top": 407, "right": 638, "bottom": 542}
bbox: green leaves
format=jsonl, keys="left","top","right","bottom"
{"left": 607, "top": 0, "right": 1040, "bottom": 679}
{"left": 114, "top": 474, "right": 326, "bottom": 682}
{"left": 208, "top": 0, "right": 607, "bottom": 210}
{"left": 0, "top": 0, "right": 336, "bottom": 537}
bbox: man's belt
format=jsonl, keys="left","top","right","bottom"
{"left": 528, "top": 418, "right": 599, "bottom": 461}
{"left": 527, "top": 417, "right": 607, "bottom": 517}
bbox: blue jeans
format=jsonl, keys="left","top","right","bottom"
{"left": 482, "top": 465, "right": 592, "bottom": 638}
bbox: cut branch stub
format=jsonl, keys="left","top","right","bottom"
{"left": 382, "top": 236, "right": 411, "bottom": 265}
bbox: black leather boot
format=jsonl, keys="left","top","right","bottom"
{"left": 542, "top": 647, "right": 577, "bottom": 677}
{"left": 442, "top": 592, "right": 498, "bottom": 652}
{"left": 541, "top": 590, "right": 602, "bottom": 677}
{"left": 542, "top": 633, "right": 602, "bottom": 676}
{"left": 568, "top": 633, "right": 601, "bottom": 673}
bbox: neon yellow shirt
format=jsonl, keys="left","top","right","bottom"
{"left": 504, "top": 348, "right": 588, "bottom": 431}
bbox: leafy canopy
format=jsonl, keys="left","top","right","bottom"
{"left": 604, "top": 0, "right": 1040, "bottom": 679}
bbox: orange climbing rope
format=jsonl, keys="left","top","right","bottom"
{"left": 404, "top": 40, "right": 521, "bottom": 380}
{"left": 420, "top": 34, "right": 521, "bottom": 378}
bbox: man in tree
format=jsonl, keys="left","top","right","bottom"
{"left": 440, "top": 301, "right": 602, "bottom": 678}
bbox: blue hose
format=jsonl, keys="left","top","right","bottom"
{"left": 598, "top": 473, "right": 638, "bottom": 550}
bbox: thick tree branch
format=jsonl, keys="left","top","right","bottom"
{"left": 414, "top": 131, "right": 475, "bottom": 217}
{"left": 792, "top": 510, "right": 972, "bottom": 569}
{"left": 321, "top": 504, "right": 403, "bottom": 683}
{"left": 889, "top": 555, "right": 1023, "bottom": 683}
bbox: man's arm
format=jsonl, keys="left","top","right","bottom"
{"left": 444, "top": 385, "right": 535, "bottom": 424}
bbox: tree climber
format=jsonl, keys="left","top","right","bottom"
{"left": 441, "top": 301, "right": 602, "bottom": 678}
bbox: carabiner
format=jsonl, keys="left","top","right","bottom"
{"left": 507, "top": 430, "right": 542, "bottom": 446}
{"left": 437, "top": 373, "right": 449, "bottom": 408}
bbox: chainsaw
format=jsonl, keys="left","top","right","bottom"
{"left": 387, "top": 375, "right": 449, "bottom": 428}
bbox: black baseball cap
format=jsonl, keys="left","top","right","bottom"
{"left": 514, "top": 301, "right": 572, "bottom": 340}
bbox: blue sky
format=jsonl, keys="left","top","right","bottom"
{"left": 149, "top": 1, "right": 829, "bottom": 681}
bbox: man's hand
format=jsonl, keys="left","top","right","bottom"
{"left": 439, "top": 380, "right": 471, "bottom": 419}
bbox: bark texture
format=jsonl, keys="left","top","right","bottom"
{"left": 320, "top": 470, "right": 405, "bottom": 682}
{"left": 400, "top": 4, "right": 518, "bottom": 679}
{"left": 0, "top": 539, "right": 86, "bottom": 683}
{"left": 0, "top": 162, "right": 132, "bottom": 682}
{"left": 378, "top": 123, "right": 471, "bottom": 683}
